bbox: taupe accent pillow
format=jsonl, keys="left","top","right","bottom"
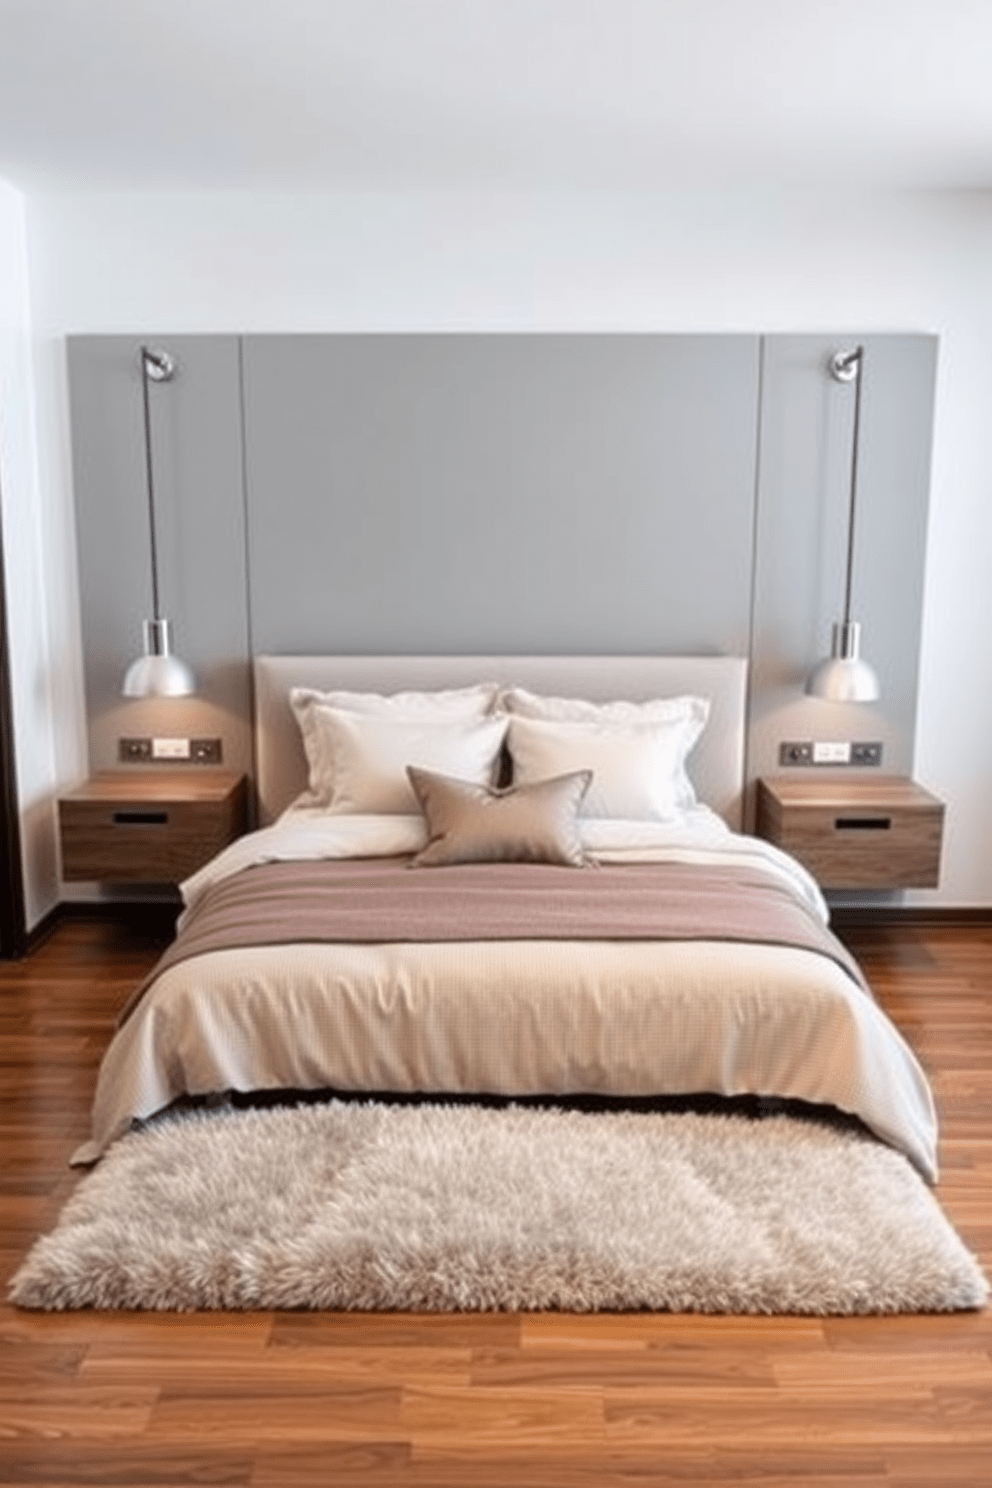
{"left": 407, "top": 766, "right": 592, "bottom": 868}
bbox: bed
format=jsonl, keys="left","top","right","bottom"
{"left": 72, "top": 655, "right": 938, "bottom": 1182}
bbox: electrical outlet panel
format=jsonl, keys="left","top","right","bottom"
{"left": 779, "top": 742, "right": 813, "bottom": 765}
{"left": 851, "top": 741, "right": 883, "bottom": 766}
{"left": 119, "top": 737, "right": 152, "bottom": 761}
{"left": 191, "top": 738, "right": 223, "bottom": 764}
{"left": 119, "top": 736, "right": 223, "bottom": 764}
{"left": 779, "top": 739, "right": 884, "bottom": 768}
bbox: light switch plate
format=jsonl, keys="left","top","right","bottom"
{"left": 812, "top": 741, "right": 851, "bottom": 764}
{"left": 152, "top": 737, "right": 191, "bottom": 760}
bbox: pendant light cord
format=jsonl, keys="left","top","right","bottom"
{"left": 842, "top": 345, "right": 864, "bottom": 629}
{"left": 139, "top": 345, "right": 162, "bottom": 622}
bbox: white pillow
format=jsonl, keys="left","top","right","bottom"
{"left": 291, "top": 683, "right": 499, "bottom": 805}
{"left": 291, "top": 682, "right": 498, "bottom": 719}
{"left": 499, "top": 685, "right": 709, "bottom": 730}
{"left": 506, "top": 713, "right": 705, "bottom": 820}
{"left": 303, "top": 708, "right": 508, "bottom": 813}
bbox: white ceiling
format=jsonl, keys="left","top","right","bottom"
{"left": 1, "top": 0, "right": 991, "bottom": 194}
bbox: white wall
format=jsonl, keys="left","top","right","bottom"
{"left": 0, "top": 182, "right": 61, "bottom": 927}
{"left": 18, "top": 185, "right": 992, "bottom": 914}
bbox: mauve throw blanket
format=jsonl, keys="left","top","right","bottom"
{"left": 122, "top": 858, "right": 865, "bottom": 1024}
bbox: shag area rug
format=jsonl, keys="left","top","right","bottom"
{"left": 9, "top": 1100, "right": 988, "bottom": 1315}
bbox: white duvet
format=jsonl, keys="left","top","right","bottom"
{"left": 74, "top": 807, "right": 938, "bottom": 1179}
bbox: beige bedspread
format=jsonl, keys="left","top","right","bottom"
{"left": 75, "top": 858, "right": 937, "bottom": 1178}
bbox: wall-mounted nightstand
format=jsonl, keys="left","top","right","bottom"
{"left": 755, "top": 775, "right": 944, "bottom": 890}
{"left": 59, "top": 770, "right": 248, "bottom": 884}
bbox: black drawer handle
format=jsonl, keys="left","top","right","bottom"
{"left": 112, "top": 810, "right": 169, "bottom": 826}
{"left": 834, "top": 816, "right": 891, "bottom": 831}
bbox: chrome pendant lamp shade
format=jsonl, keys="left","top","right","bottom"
{"left": 122, "top": 617, "right": 195, "bottom": 698}
{"left": 806, "top": 345, "right": 880, "bottom": 703}
{"left": 122, "top": 346, "right": 196, "bottom": 698}
{"left": 805, "top": 620, "right": 879, "bottom": 703}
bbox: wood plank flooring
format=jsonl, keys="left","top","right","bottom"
{"left": 1, "top": 916, "right": 990, "bottom": 1486}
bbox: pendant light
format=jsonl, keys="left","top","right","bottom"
{"left": 122, "top": 346, "right": 196, "bottom": 698}
{"left": 806, "top": 344, "right": 880, "bottom": 703}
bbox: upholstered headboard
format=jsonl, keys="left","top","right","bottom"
{"left": 253, "top": 655, "right": 748, "bottom": 829}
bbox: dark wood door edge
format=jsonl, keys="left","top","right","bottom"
{"left": 0, "top": 513, "right": 27, "bottom": 960}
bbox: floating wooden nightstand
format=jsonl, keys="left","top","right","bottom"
{"left": 756, "top": 775, "right": 944, "bottom": 890}
{"left": 59, "top": 770, "right": 248, "bottom": 883}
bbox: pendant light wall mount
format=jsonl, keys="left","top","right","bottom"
{"left": 805, "top": 343, "right": 881, "bottom": 704}
{"left": 122, "top": 345, "right": 196, "bottom": 699}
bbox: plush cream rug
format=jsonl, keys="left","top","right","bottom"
{"left": 9, "top": 1100, "right": 988, "bottom": 1314}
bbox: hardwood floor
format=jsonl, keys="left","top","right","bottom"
{"left": 1, "top": 916, "right": 990, "bottom": 1486}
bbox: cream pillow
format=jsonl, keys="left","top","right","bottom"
{"left": 499, "top": 684, "right": 709, "bottom": 729}
{"left": 407, "top": 766, "right": 591, "bottom": 867}
{"left": 290, "top": 682, "right": 498, "bottom": 719}
{"left": 304, "top": 709, "right": 507, "bottom": 813}
{"left": 291, "top": 683, "right": 499, "bottom": 804}
{"left": 506, "top": 713, "right": 702, "bottom": 820}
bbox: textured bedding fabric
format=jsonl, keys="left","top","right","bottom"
{"left": 72, "top": 811, "right": 938, "bottom": 1179}
{"left": 119, "top": 857, "right": 866, "bottom": 1024}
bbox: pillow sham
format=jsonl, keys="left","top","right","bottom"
{"left": 302, "top": 708, "right": 507, "bottom": 813}
{"left": 291, "top": 683, "right": 500, "bottom": 808}
{"left": 498, "top": 684, "right": 709, "bottom": 730}
{"left": 407, "top": 766, "right": 592, "bottom": 868}
{"left": 506, "top": 713, "right": 704, "bottom": 820}
{"left": 290, "top": 682, "right": 498, "bottom": 719}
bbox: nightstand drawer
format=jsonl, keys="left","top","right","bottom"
{"left": 756, "top": 777, "right": 944, "bottom": 889}
{"left": 59, "top": 771, "right": 247, "bottom": 883}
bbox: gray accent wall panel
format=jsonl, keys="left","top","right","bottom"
{"left": 66, "top": 330, "right": 937, "bottom": 910}
{"left": 240, "top": 335, "right": 760, "bottom": 656}
{"left": 68, "top": 336, "right": 253, "bottom": 782}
